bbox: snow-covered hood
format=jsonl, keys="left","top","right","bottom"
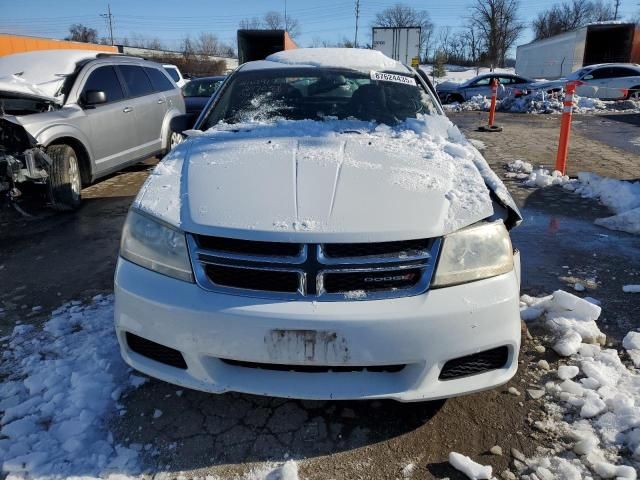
{"left": 0, "top": 49, "right": 102, "bottom": 105}
{"left": 134, "top": 117, "right": 521, "bottom": 242}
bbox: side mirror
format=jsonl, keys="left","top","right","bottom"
{"left": 170, "top": 114, "right": 195, "bottom": 134}
{"left": 84, "top": 90, "right": 107, "bottom": 106}
{"left": 582, "top": 74, "right": 594, "bottom": 81}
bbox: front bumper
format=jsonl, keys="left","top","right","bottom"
{"left": 114, "top": 258, "right": 521, "bottom": 402}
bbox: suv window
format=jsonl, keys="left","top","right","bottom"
{"left": 118, "top": 65, "right": 154, "bottom": 97}
{"left": 145, "top": 67, "right": 175, "bottom": 92}
{"left": 164, "top": 67, "right": 180, "bottom": 82}
{"left": 81, "top": 66, "right": 124, "bottom": 103}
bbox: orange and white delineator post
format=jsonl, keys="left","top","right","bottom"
{"left": 554, "top": 81, "right": 577, "bottom": 175}
{"left": 488, "top": 78, "right": 498, "bottom": 126}
{"left": 479, "top": 78, "right": 502, "bottom": 132}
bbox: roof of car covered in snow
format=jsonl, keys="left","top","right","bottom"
{"left": 241, "top": 48, "right": 412, "bottom": 74}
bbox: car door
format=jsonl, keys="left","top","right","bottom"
{"left": 145, "top": 66, "right": 185, "bottom": 119}
{"left": 463, "top": 76, "right": 493, "bottom": 99}
{"left": 77, "top": 64, "right": 139, "bottom": 175}
{"left": 117, "top": 64, "right": 166, "bottom": 158}
{"left": 577, "top": 67, "right": 609, "bottom": 99}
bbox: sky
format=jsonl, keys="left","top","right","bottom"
{"left": 0, "top": 0, "right": 637, "bottom": 54}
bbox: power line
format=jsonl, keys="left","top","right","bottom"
{"left": 354, "top": 0, "right": 361, "bottom": 47}
{"left": 99, "top": 4, "right": 114, "bottom": 45}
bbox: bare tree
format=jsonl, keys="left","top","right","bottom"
{"left": 470, "top": 0, "right": 524, "bottom": 67}
{"left": 181, "top": 35, "right": 195, "bottom": 60}
{"left": 532, "top": 0, "right": 615, "bottom": 40}
{"left": 463, "top": 23, "right": 483, "bottom": 65}
{"left": 66, "top": 24, "right": 98, "bottom": 43}
{"left": 238, "top": 11, "right": 301, "bottom": 38}
{"left": 373, "top": 3, "right": 434, "bottom": 59}
{"left": 239, "top": 17, "right": 262, "bottom": 29}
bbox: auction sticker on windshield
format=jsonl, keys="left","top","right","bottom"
{"left": 370, "top": 71, "right": 417, "bottom": 86}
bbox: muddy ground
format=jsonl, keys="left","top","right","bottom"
{"left": 0, "top": 112, "right": 638, "bottom": 479}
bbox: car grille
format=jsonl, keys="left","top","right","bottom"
{"left": 439, "top": 346, "right": 509, "bottom": 380}
{"left": 188, "top": 235, "right": 441, "bottom": 301}
{"left": 221, "top": 358, "right": 406, "bottom": 373}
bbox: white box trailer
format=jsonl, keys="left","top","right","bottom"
{"left": 516, "top": 23, "right": 640, "bottom": 79}
{"left": 372, "top": 27, "right": 421, "bottom": 65}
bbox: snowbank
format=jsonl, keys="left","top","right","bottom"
{"left": 0, "top": 296, "right": 141, "bottom": 478}
{"left": 268, "top": 48, "right": 406, "bottom": 73}
{"left": 505, "top": 163, "right": 640, "bottom": 235}
{"left": 445, "top": 90, "right": 640, "bottom": 115}
{"left": 518, "top": 291, "right": 640, "bottom": 478}
{"left": 566, "top": 173, "right": 640, "bottom": 235}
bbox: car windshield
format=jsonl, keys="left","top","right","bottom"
{"left": 182, "top": 78, "right": 223, "bottom": 97}
{"left": 201, "top": 68, "right": 438, "bottom": 128}
{"left": 567, "top": 68, "right": 590, "bottom": 80}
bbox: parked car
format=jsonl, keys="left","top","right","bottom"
{"left": 531, "top": 63, "right": 640, "bottom": 100}
{"left": 182, "top": 75, "right": 226, "bottom": 123}
{"left": 436, "top": 73, "right": 535, "bottom": 104}
{"left": 115, "top": 48, "right": 523, "bottom": 402}
{"left": 163, "top": 64, "right": 187, "bottom": 88}
{"left": 0, "top": 50, "right": 185, "bottom": 210}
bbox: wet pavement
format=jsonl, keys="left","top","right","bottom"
{"left": 0, "top": 111, "right": 639, "bottom": 478}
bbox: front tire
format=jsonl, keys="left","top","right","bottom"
{"left": 47, "top": 144, "right": 82, "bottom": 211}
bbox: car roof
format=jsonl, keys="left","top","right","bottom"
{"left": 582, "top": 63, "right": 640, "bottom": 69}
{"left": 241, "top": 48, "right": 411, "bottom": 74}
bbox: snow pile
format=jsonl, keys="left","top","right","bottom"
{"left": 518, "top": 291, "right": 640, "bottom": 479}
{"left": 565, "top": 173, "right": 640, "bottom": 235}
{"left": 623, "top": 285, "right": 640, "bottom": 293}
{"left": 0, "top": 296, "right": 141, "bottom": 478}
{"left": 623, "top": 332, "right": 640, "bottom": 367}
{"left": 445, "top": 89, "right": 640, "bottom": 115}
{"left": 449, "top": 452, "right": 492, "bottom": 479}
{"left": 245, "top": 461, "right": 300, "bottom": 480}
{"left": 442, "top": 94, "right": 491, "bottom": 112}
{"left": 520, "top": 290, "right": 605, "bottom": 356}
{"left": 506, "top": 161, "right": 571, "bottom": 188}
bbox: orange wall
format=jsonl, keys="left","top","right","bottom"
{"left": 0, "top": 34, "right": 118, "bottom": 56}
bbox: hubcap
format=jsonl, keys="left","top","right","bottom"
{"left": 170, "top": 132, "right": 183, "bottom": 149}
{"left": 69, "top": 156, "right": 81, "bottom": 199}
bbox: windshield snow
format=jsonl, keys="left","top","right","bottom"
{"left": 202, "top": 68, "right": 438, "bottom": 127}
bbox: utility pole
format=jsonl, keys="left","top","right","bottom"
{"left": 354, "top": 0, "right": 360, "bottom": 48}
{"left": 100, "top": 4, "right": 114, "bottom": 45}
{"left": 284, "top": 0, "right": 288, "bottom": 31}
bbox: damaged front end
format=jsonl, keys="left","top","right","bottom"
{"left": 0, "top": 117, "right": 51, "bottom": 201}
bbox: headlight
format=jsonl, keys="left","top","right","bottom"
{"left": 120, "top": 210, "right": 194, "bottom": 282}
{"left": 432, "top": 221, "right": 513, "bottom": 287}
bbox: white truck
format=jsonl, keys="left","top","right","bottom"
{"left": 372, "top": 27, "right": 421, "bottom": 66}
{"left": 516, "top": 22, "right": 640, "bottom": 80}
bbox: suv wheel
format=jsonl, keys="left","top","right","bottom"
{"left": 47, "top": 144, "right": 82, "bottom": 211}
{"left": 170, "top": 131, "right": 183, "bottom": 150}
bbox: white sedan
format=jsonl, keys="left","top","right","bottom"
{"left": 533, "top": 63, "right": 640, "bottom": 100}
{"left": 114, "top": 48, "right": 523, "bottom": 402}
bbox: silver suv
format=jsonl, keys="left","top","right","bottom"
{"left": 0, "top": 50, "right": 185, "bottom": 210}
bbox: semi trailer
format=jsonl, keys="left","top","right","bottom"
{"left": 516, "top": 22, "right": 640, "bottom": 79}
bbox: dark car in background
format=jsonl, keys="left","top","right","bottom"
{"left": 436, "top": 73, "right": 535, "bottom": 104}
{"left": 182, "top": 76, "right": 225, "bottom": 123}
